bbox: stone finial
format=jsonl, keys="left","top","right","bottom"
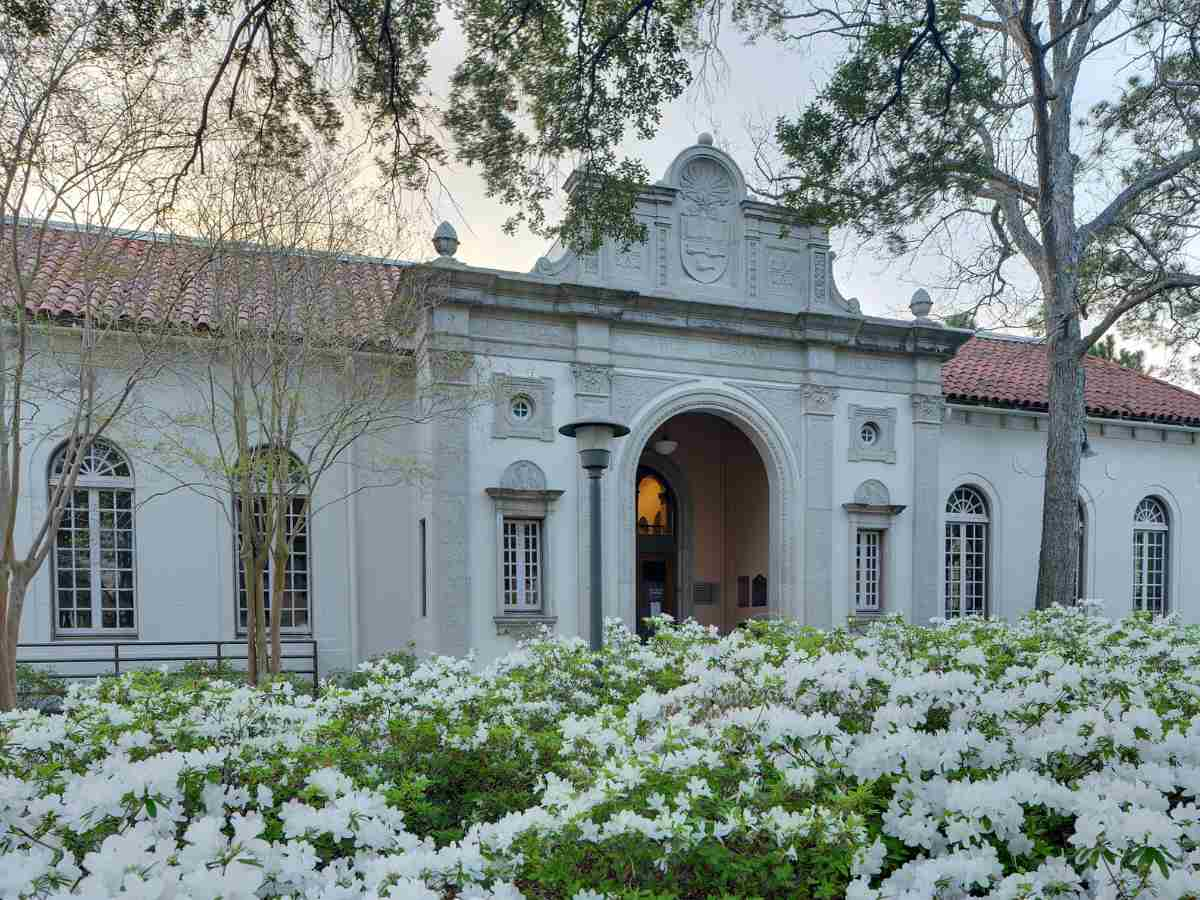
{"left": 910, "top": 288, "right": 933, "bottom": 320}
{"left": 432, "top": 221, "right": 459, "bottom": 258}
{"left": 697, "top": 132, "right": 714, "bottom": 146}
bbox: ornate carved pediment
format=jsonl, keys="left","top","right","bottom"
{"left": 854, "top": 479, "right": 891, "bottom": 506}
{"left": 529, "top": 136, "right": 861, "bottom": 317}
{"left": 844, "top": 479, "right": 906, "bottom": 516}
{"left": 500, "top": 460, "right": 547, "bottom": 491}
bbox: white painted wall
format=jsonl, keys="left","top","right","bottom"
{"left": 14, "top": 345, "right": 426, "bottom": 680}
{"left": 22, "top": 325, "right": 1200, "bottom": 685}
{"left": 466, "top": 356, "right": 581, "bottom": 661}
{"left": 832, "top": 388, "right": 918, "bottom": 624}
{"left": 940, "top": 409, "right": 1200, "bottom": 623}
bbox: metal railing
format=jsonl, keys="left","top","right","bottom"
{"left": 16, "top": 639, "right": 319, "bottom": 705}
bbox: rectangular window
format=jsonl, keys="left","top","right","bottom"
{"left": 855, "top": 528, "right": 882, "bottom": 612}
{"left": 419, "top": 518, "right": 428, "bottom": 618}
{"left": 54, "top": 487, "right": 136, "bottom": 632}
{"left": 502, "top": 518, "right": 542, "bottom": 612}
{"left": 945, "top": 522, "right": 987, "bottom": 617}
{"left": 1133, "top": 528, "right": 1168, "bottom": 614}
{"left": 236, "top": 496, "right": 310, "bottom": 632}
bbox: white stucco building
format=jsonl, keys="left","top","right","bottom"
{"left": 15, "top": 135, "right": 1200, "bottom": 678}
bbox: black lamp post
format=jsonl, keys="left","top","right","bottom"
{"left": 559, "top": 417, "right": 630, "bottom": 650}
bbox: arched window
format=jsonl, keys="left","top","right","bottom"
{"left": 235, "top": 448, "right": 310, "bottom": 632}
{"left": 1132, "top": 496, "right": 1169, "bottom": 614}
{"left": 636, "top": 469, "right": 674, "bottom": 536}
{"left": 945, "top": 486, "right": 989, "bottom": 618}
{"left": 50, "top": 439, "right": 136, "bottom": 633}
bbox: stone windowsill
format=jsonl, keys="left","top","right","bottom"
{"left": 493, "top": 614, "right": 558, "bottom": 636}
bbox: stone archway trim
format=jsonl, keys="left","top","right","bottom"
{"left": 608, "top": 384, "right": 802, "bottom": 629}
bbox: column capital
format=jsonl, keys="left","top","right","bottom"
{"left": 571, "top": 363, "right": 613, "bottom": 397}
{"left": 911, "top": 393, "right": 946, "bottom": 425}
{"left": 802, "top": 383, "right": 838, "bottom": 416}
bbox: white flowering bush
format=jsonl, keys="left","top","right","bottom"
{"left": 3, "top": 606, "right": 1200, "bottom": 898}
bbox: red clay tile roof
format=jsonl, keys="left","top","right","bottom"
{"left": 13, "top": 225, "right": 1200, "bottom": 427}
{"left": 0, "top": 222, "right": 412, "bottom": 334}
{"left": 943, "top": 335, "right": 1200, "bottom": 427}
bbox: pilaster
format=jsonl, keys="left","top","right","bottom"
{"left": 802, "top": 383, "right": 837, "bottom": 629}
{"left": 422, "top": 304, "right": 473, "bottom": 658}
{"left": 911, "top": 393, "right": 946, "bottom": 625}
{"left": 572, "top": 320, "right": 614, "bottom": 640}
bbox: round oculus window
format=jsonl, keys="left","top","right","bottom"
{"left": 510, "top": 395, "right": 533, "bottom": 421}
{"left": 860, "top": 421, "right": 880, "bottom": 446}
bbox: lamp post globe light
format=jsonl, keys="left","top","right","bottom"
{"left": 559, "top": 417, "right": 630, "bottom": 651}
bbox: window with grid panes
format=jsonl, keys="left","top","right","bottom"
{"left": 945, "top": 486, "right": 989, "bottom": 618}
{"left": 1132, "top": 496, "right": 1169, "bottom": 615}
{"left": 855, "top": 529, "right": 882, "bottom": 612}
{"left": 235, "top": 495, "right": 310, "bottom": 631}
{"left": 501, "top": 518, "right": 542, "bottom": 612}
{"left": 50, "top": 440, "right": 136, "bottom": 633}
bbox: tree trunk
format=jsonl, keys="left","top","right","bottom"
{"left": 270, "top": 522, "right": 285, "bottom": 676}
{"left": 246, "top": 575, "right": 259, "bottom": 686}
{"left": 1035, "top": 336, "right": 1085, "bottom": 608}
{"left": 0, "top": 571, "right": 28, "bottom": 711}
{"left": 250, "top": 552, "right": 268, "bottom": 683}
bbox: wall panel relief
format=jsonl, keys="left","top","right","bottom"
{"left": 746, "top": 239, "right": 759, "bottom": 298}
{"left": 810, "top": 247, "right": 829, "bottom": 308}
{"left": 473, "top": 315, "right": 572, "bottom": 348}
{"left": 767, "top": 247, "right": 801, "bottom": 292}
{"left": 612, "top": 330, "right": 803, "bottom": 371}
{"left": 838, "top": 353, "right": 912, "bottom": 381}
{"left": 737, "top": 384, "right": 805, "bottom": 465}
{"left": 655, "top": 223, "right": 670, "bottom": 288}
{"left": 610, "top": 374, "right": 696, "bottom": 425}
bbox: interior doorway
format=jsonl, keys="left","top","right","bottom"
{"left": 636, "top": 467, "right": 676, "bottom": 637}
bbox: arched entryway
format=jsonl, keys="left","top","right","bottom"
{"left": 612, "top": 386, "right": 800, "bottom": 634}
{"left": 632, "top": 411, "right": 772, "bottom": 634}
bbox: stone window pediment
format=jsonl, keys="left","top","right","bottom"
{"left": 844, "top": 480, "right": 904, "bottom": 619}
{"left": 488, "top": 461, "right": 562, "bottom": 635}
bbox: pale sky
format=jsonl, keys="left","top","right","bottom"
{"left": 419, "top": 22, "right": 943, "bottom": 322}
{"left": 413, "top": 13, "right": 1174, "bottom": 368}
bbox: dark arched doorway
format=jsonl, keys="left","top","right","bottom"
{"left": 636, "top": 466, "right": 676, "bottom": 637}
{"left": 631, "top": 412, "right": 770, "bottom": 635}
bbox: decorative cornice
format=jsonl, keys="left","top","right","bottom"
{"left": 843, "top": 502, "right": 907, "bottom": 516}
{"left": 430, "top": 264, "right": 971, "bottom": 359}
{"left": 485, "top": 488, "right": 564, "bottom": 502}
